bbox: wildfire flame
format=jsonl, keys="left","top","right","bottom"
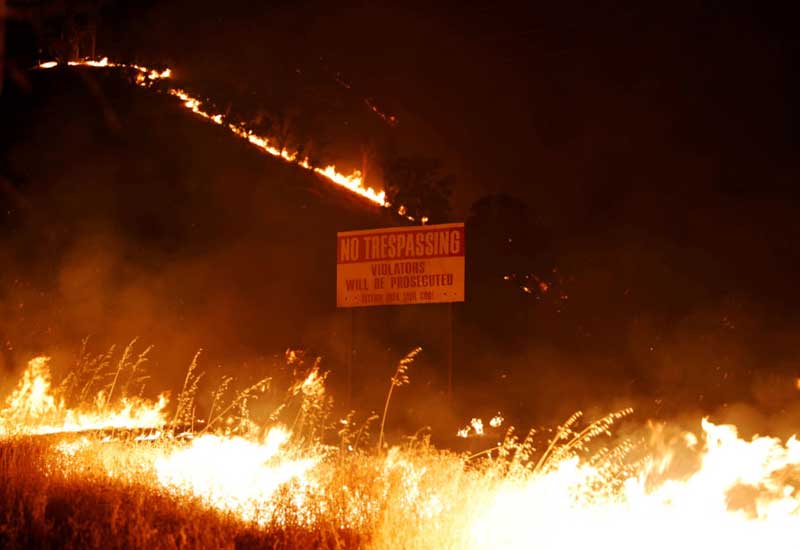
{"left": 489, "top": 413, "right": 504, "bottom": 428}
{"left": 3, "top": 352, "right": 800, "bottom": 547}
{"left": 36, "top": 58, "right": 388, "bottom": 207}
{"left": 155, "top": 428, "right": 320, "bottom": 526}
{"left": 0, "top": 356, "right": 168, "bottom": 436}
{"left": 458, "top": 414, "right": 503, "bottom": 438}
{"left": 469, "top": 420, "right": 800, "bottom": 549}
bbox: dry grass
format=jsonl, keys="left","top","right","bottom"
{"left": 0, "top": 436, "right": 362, "bottom": 549}
{"left": 0, "top": 344, "right": 636, "bottom": 550}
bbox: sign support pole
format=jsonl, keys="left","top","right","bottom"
{"left": 447, "top": 301, "right": 454, "bottom": 402}
{"left": 347, "top": 308, "right": 354, "bottom": 409}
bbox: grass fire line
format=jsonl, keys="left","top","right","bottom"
{"left": 2, "top": 347, "right": 800, "bottom": 549}
{"left": 336, "top": 223, "right": 465, "bottom": 308}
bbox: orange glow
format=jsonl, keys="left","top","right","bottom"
{"left": 458, "top": 414, "right": 504, "bottom": 438}
{"left": 155, "top": 428, "right": 321, "bottom": 526}
{"left": 0, "top": 357, "right": 168, "bottom": 436}
{"left": 469, "top": 420, "right": 800, "bottom": 549}
{"left": 2, "top": 352, "right": 800, "bottom": 546}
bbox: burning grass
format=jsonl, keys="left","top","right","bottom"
{"left": 1, "top": 343, "right": 799, "bottom": 549}
{"left": 0, "top": 435, "right": 348, "bottom": 549}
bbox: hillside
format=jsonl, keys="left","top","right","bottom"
{"left": 0, "top": 66, "right": 398, "bottom": 390}
{"left": 3, "top": 62, "right": 800, "bottom": 441}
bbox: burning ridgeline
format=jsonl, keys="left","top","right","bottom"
{"left": 35, "top": 57, "right": 395, "bottom": 210}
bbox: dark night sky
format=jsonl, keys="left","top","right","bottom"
{"left": 6, "top": 1, "right": 799, "bottom": 208}
{"left": 90, "top": 1, "right": 800, "bottom": 222}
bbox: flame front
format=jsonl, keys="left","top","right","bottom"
{"left": 469, "top": 421, "right": 800, "bottom": 549}
{"left": 155, "top": 429, "right": 320, "bottom": 526}
{"left": 0, "top": 356, "right": 167, "bottom": 436}
{"left": 37, "top": 58, "right": 388, "bottom": 207}
{"left": 2, "top": 353, "right": 799, "bottom": 547}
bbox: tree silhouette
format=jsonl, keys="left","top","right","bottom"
{"left": 467, "top": 193, "right": 554, "bottom": 288}
{"left": 382, "top": 156, "right": 453, "bottom": 223}
{"left": 464, "top": 193, "right": 561, "bottom": 348}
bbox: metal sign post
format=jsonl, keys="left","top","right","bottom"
{"left": 447, "top": 301, "right": 454, "bottom": 401}
{"left": 347, "top": 308, "right": 354, "bottom": 409}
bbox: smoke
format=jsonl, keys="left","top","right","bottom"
{"left": 2, "top": 1, "right": 800, "bottom": 441}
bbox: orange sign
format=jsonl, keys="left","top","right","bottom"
{"left": 337, "top": 223, "right": 465, "bottom": 307}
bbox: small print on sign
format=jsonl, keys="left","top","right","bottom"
{"left": 336, "top": 223, "right": 465, "bottom": 307}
